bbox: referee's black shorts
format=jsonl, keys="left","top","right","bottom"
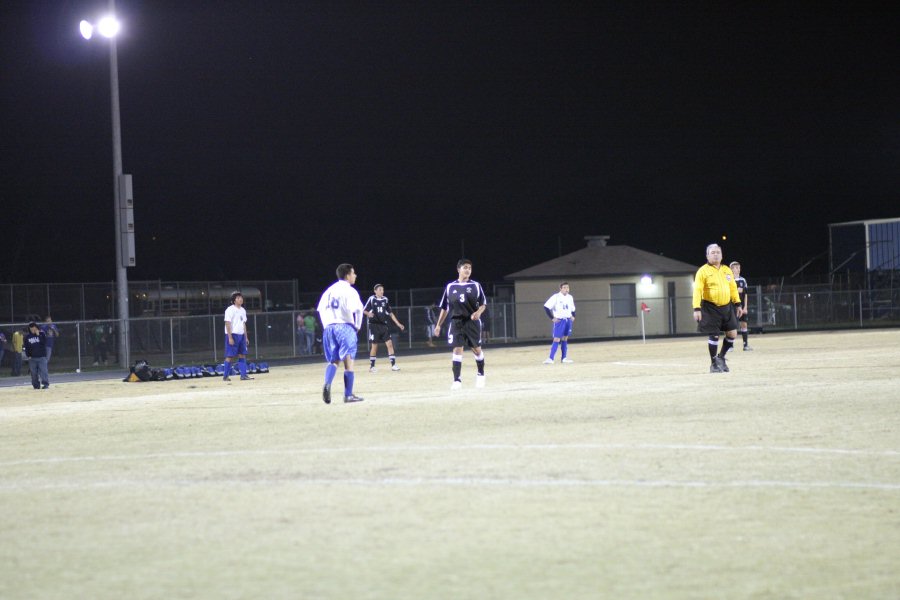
{"left": 697, "top": 300, "right": 740, "bottom": 334}
{"left": 447, "top": 318, "right": 483, "bottom": 348}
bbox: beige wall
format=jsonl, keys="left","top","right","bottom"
{"left": 513, "top": 275, "right": 696, "bottom": 339}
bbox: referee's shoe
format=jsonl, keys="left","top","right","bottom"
{"left": 715, "top": 356, "right": 729, "bottom": 372}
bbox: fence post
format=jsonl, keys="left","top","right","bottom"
{"left": 253, "top": 313, "right": 259, "bottom": 360}
{"left": 169, "top": 318, "right": 175, "bottom": 366}
{"left": 793, "top": 292, "right": 798, "bottom": 329}
{"left": 859, "top": 289, "right": 864, "bottom": 327}
{"left": 212, "top": 315, "right": 217, "bottom": 363}
{"left": 407, "top": 306, "right": 413, "bottom": 349}
{"left": 76, "top": 322, "right": 82, "bottom": 372}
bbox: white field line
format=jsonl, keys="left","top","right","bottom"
{"left": 1, "top": 442, "right": 897, "bottom": 467}
{"left": 611, "top": 361, "right": 694, "bottom": 368}
{"left": 1, "top": 477, "right": 899, "bottom": 492}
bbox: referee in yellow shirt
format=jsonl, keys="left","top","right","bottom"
{"left": 693, "top": 243, "right": 744, "bottom": 373}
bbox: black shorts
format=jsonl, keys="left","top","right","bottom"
{"left": 697, "top": 300, "right": 739, "bottom": 334}
{"left": 734, "top": 304, "right": 748, "bottom": 324}
{"left": 367, "top": 322, "right": 391, "bottom": 343}
{"left": 447, "top": 318, "right": 482, "bottom": 348}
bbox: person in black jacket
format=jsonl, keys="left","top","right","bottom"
{"left": 23, "top": 322, "right": 49, "bottom": 389}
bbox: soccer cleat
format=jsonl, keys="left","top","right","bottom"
{"left": 450, "top": 380, "right": 462, "bottom": 391}
{"left": 240, "top": 375, "right": 254, "bottom": 380}
{"left": 322, "top": 384, "right": 331, "bottom": 404}
{"left": 223, "top": 376, "right": 231, "bottom": 382}
{"left": 709, "top": 361, "right": 723, "bottom": 373}
{"left": 369, "top": 366, "right": 377, "bottom": 373}
{"left": 391, "top": 364, "right": 401, "bottom": 371}
{"left": 716, "top": 356, "right": 730, "bottom": 372}
{"left": 743, "top": 345, "right": 753, "bottom": 351}
{"left": 475, "top": 374, "right": 486, "bottom": 388}
{"left": 561, "top": 358, "right": 574, "bottom": 364}
{"left": 344, "top": 394, "right": 365, "bottom": 403}
{"left": 543, "top": 358, "right": 554, "bottom": 364}
{"left": 42, "top": 384, "right": 49, "bottom": 389}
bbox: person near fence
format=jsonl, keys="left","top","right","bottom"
{"left": 693, "top": 244, "right": 744, "bottom": 373}
{"left": 11, "top": 328, "right": 24, "bottom": 376}
{"left": 296, "top": 313, "right": 307, "bottom": 354}
{"left": 223, "top": 291, "right": 253, "bottom": 381}
{"left": 424, "top": 304, "right": 438, "bottom": 347}
{"left": 91, "top": 322, "right": 109, "bottom": 366}
{"left": 364, "top": 284, "right": 405, "bottom": 372}
{"left": 24, "top": 322, "right": 50, "bottom": 389}
{"left": 543, "top": 282, "right": 576, "bottom": 364}
{"left": 317, "top": 263, "right": 365, "bottom": 403}
{"left": 303, "top": 311, "right": 317, "bottom": 354}
{"left": 434, "top": 258, "right": 487, "bottom": 390}
{"left": 729, "top": 261, "right": 752, "bottom": 351}
{"left": 41, "top": 315, "right": 60, "bottom": 363}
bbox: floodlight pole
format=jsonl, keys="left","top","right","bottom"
{"left": 107, "top": 0, "right": 130, "bottom": 367}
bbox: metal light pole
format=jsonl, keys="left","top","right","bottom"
{"left": 81, "top": 1, "right": 131, "bottom": 367}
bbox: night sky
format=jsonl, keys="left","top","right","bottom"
{"left": 2, "top": 1, "right": 897, "bottom": 291}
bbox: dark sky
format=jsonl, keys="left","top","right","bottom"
{"left": 2, "top": 1, "right": 897, "bottom": 291}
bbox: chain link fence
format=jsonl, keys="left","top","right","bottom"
{"left": 1, "top": 287, "right": 897, "bottom": 377}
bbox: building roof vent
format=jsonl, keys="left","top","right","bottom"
{"left": 584, "top": 235, "right": 611, "bottom": 248}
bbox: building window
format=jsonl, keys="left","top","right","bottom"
{"left": 610, "top": 283, "right": 636, "bottom": 317}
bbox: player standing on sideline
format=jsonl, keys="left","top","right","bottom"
{"left": 364, "top": 284, "right": 406, "bottom": 372}
{"left": 693, "top": 244, "right": 744, "bottom": 373}
{"left": 24, "top": 322, "right": 50, "bottom": 389}
{"left": 223, "top": 292, "right": 253, "bottom": 381}
{"left": 729, "top": 261, "right": 752, "bottom": 351}
{"left": 542, "top": 282, "right": 576, "bottom": 364}
{"left": 433, "top": 258, "right": 487, "bottom": 390}
{"left": 317, "top": 263, "right": 365, "bottom": 403}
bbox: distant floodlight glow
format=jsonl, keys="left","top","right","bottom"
{"left": 98, "top": 16, "right": 120, "bottom": 38}
{"left": 80, "top": 20, "right": 93, "bottom": 39}
{"left": 640, "top": 275, "right": 653, "bottom": 286}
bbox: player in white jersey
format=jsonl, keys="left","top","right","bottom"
{"left": 223, "top": 291, "right": 252, "bottom": 381}
{"left": 316, "top": 263, "right": 365, "bottom": 403}
{"left": 542, "top": 282, "right": 576, "bottom": 364}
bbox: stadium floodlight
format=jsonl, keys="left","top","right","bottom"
{"left": 640, "top": 275, "right": 653, "bottom": 286}
{"left": 80, "top": 1, "right": 132, "bottom": 368}
{"left": 98, "top": 16, "right": 121, "bottom": 38}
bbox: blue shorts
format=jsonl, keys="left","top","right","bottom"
{"left": 552, "top": 318, "right": 573, "bottom": 338}
{"left": 323, "top": 323, "right": 358, "bottom": 363}
{"left": 225, "top": 333, "right": 248, "bottom": 357}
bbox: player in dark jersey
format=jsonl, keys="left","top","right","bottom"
{"left": 363, "top": 284, "right": 406, "bottom": 372}
{"left": 729, "top": 261, "right": 752, "bottom": 351}
{"left": 434, "top": 258, "right": 487, "bottom": 390}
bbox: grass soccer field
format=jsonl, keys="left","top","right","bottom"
{"left": 1, "top": 330, "right": 898, "bottom": 599}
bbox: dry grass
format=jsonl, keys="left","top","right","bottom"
{"left": 1, "top": 330, "right": 899, "bottom": 599}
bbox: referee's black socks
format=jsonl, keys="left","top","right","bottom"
{"left": 708, "top": 336, "right": 719, "bottom": 361}
{"left": 719, "top": 338, "right": 734, "bottom": 357}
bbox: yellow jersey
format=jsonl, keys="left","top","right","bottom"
{"left": 693, "top": 263, "right": 741, "bottom": 308}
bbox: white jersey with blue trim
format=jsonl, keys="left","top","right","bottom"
{"left": 224, "top": 305, "right": 247, "bottom": 334}
{"left": 317, "top": 280, "right": 364, "bottom": 330}
{"left": 544, "top": 292, "right": 576, "bottom": 319}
